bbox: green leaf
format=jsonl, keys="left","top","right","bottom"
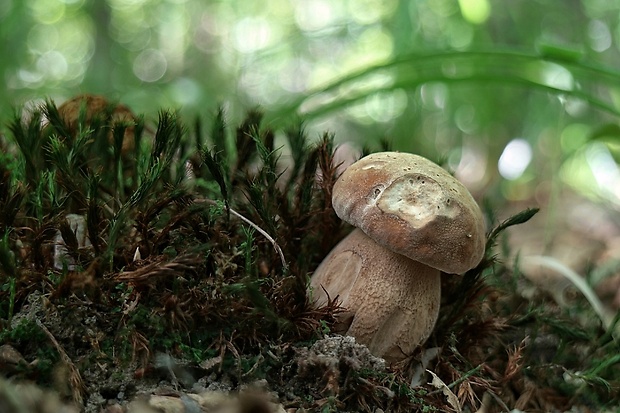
{"left": 266, "top": 49, "right": 620, "bottom": 126}
{"left": 589, "top": 124, "right": 620, "bottom": 142}
{"left": 536, "top": 42, "right": 584, "bottom": 63}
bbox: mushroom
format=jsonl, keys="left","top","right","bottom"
{"left": 310, "top": 151, "right": 485, "bottom": 362}
{"left": 53, "top": 94, "right": 138, "bottom": 156}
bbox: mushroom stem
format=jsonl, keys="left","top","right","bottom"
{"left": 310, "top": 228, "right": 441, "bottom": 362}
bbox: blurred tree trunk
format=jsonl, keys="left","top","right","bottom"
{"left": 89, "top": 0, "right": 114, "bottom": 93}
{"left": 0, "top": 2, "right": 33, "bottom": 115}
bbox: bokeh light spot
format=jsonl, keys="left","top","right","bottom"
{"left": 233, "top": 17, "right": 273, "bottom": 53}
{"left": 588, "top": 20, "right": 611, "bottom": 52}
{"left": 37, "top": 51, "right": 68, "bottom": 80}
{"left": 455, "top": 104, "right": 477, "bottom": 133}
{"left": 498, "top": 138, "right": 533, "bottom": 180}
{"left": 133, "top": 48, "right": 168, "bottom": 82}
{"left": 542, "top": 62, "right": 574, "bottom": 91}
{"left": 17, "top": 69, "right": 44, "bottom": 86}
{"left": 586, "top": 142, "right": 620, "bottom": 200}
{"left": 448, "top": 20, "right": 474, "bottom": 49}
{"left": 453, "top": 144, "right": 488, "bottom": 190}
{"left": 457, "top": 0, "right": 490, "bottom": 24}
{"left": 348, "top": 0, "right": 397, "bottom": 25}
{"left": 364, "top": 89, "right": 407, "bottom": 123}
{"left": 294, "top": 0, "right": 338, "bottom": 32}
{"left": 27, "top": 24, "right": 60, "bottom": 54}
{"left": 169, "top": 77, "right": 202, "bottom": 106}
{"left": 525, "top": 61, "right": 574, "bottom": 91}
{"left": 30, "top": 0, "right": 66, "bottom": 24}
{"left": 420, "top": 83, "right": 448, "bottom": 109}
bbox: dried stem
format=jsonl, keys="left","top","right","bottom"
{"left": 36, "top": 319, "right": 85, "bottom": 405}
{"left": 115, "top": 254, "right": 202, "bottom": 282}
{"left": 195, "top": 197, "right": 288, "bottom": 271}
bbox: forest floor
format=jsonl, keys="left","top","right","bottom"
{"left": 0, "top": 98, "right": 619, "bottom": 412}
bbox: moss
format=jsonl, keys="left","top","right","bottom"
{"left": 0, "top": 98, "right": 617, "bottom": 411}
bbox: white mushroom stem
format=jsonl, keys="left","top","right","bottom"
{"left": 310, "top": 228, "right": 441, "bottom": 363}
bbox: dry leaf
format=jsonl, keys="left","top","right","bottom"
{"left": 427, "top": 369, "right": 462, "bottom": 413}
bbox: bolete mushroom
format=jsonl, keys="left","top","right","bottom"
{"left": 55, "top": 94, "right": 137, "bottom": 156}
{"left": 310, "top": 151, "right": 485, "bottom": 362}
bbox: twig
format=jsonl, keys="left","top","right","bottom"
{"left": 195, "top": 197, "right": 288, "bottom": 271}
{"left": 36, "top": 319, "right": 85, "bottom": 406}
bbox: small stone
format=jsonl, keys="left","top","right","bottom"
{"left": 0, "top": 344, "right": 27, "bottom": 373}
{"left": 126, "top": 399, "right": 159, "bottom": 413}
{"left": 102, "top": 403, "right": 125, "bottom": 413}
{"left": 188, "top": 390, "right": 229, "bottom": 409}
{"left": 148, "top": 395, "right": 185, "bottom": 413}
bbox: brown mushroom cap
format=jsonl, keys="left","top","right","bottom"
{"left": 332, "top": 151, "right": 485, "bottom": 274}
{"left": 56, "top": 94, "right": 137, "bottom": 155}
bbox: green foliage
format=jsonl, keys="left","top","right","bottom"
{"left": 0, "top": 165, "right": 24, "bottom": 235}
{"left": 200, "top": 146, "right": 229, "bottom": 206}
{"left": 271, "top": 50, "right": 620, "bottom": 125}
{"left": 0, "top": 101, "right": 340, "bottom": 356}
{"left": 429, "top": 206, "right": 620, "bottom": 411}
{"left": 0, "top": 275, "right": 16, "bottom": 323}
{"left": 0, "top": 231, "right": 17, "bottom": 280}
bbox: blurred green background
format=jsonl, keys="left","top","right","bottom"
{"left": 3, "top": 0, "right": 620, "bottom": 212}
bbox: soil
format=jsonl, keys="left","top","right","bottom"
{"left": 2, "top": 290, "right": 388, "bottom": 413}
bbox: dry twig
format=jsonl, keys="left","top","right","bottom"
{"left": 115, "top": 254, "right": 201, "bottom": 282}
{"left": 35, "top": 319, "right": 85, "bottom": 406}
{"left": 195, "top": 197, "right": 288, "bottom": 271}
